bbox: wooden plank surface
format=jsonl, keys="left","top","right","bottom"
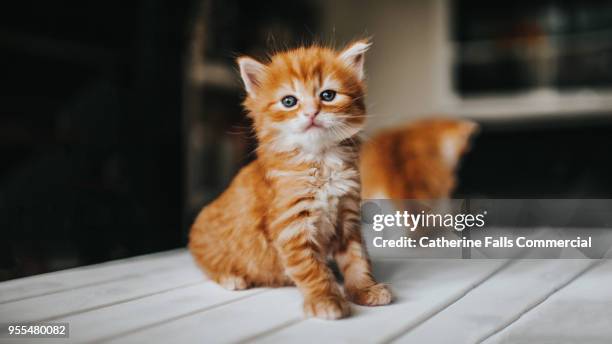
{"left": 102, "top": 259, "right": 508, "bottom": 343}
{"left": 485, "top": 260, "right": 612, "bottom": 344}
{"left": 48, "top": 284, "right": 264, "bottom": 343}
{"left": 0, "top": 250, "right": 192, "bottom": 304}
{"left": 245, "top": 260, "right": 510, "bottom": 344}
{"left": 0, "top": 251, "right": 204, "bottom": 323}
{"left": 391, "top": 259, "right": 596, "bottom": 343}
{"left": 106, "top": 288, "right": 302, "bottom": 344}
{"left": 1, "top": 249, "right": 610, "bottom": 344}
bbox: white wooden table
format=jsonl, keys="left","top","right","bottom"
{"left": 1, "top": 249, "right": 610, "bottom": 343}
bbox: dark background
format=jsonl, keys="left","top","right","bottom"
{"left": 1, "top": 0, "right": 611, "bottom": 281}
{"left": 0, "top": 1, "right": 191, "bottom": 280}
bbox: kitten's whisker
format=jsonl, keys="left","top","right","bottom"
{"left": 334, "top": 115, "right": 373, "bottom": 119}
{"left": 333, "top": 123, "right": 358, "bottom": 146}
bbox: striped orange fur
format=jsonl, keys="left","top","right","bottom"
{"left": 361, "top": 118, "right": 479, "bottom": 200}
{"left": 189, "top": 40, "right": 392, "bottom": 320}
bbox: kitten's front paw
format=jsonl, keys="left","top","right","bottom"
{"left": 347, "top": 283, "right": 393, "bottom": 306}
{"left": 303, "top": 295, "right": 351, "bottom": 320}
{"left": 218, "top": 275, "right": 248, "bottom": 290}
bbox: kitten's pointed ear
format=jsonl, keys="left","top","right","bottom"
{"left": 340, "top": 40, "right": 371, "bottom": 80}
{"left": 237, "top": 57, "right": 266, "bottom": 97}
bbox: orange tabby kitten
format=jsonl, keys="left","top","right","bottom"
{"left": 189, "top": 41, "right": 392, "bottom": 320}
{"left": 361, "top": 118, "right": 478, "bottom": 199}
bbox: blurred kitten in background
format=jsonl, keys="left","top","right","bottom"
{"left": 361, "top": 118, "right": 478, "bottom": 200}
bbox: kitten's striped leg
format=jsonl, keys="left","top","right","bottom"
{"left": 335, "top": 198, "right": 393, "bottom": 306}
{"left": 272, "top": 210, "right": 350, "bottom": 320}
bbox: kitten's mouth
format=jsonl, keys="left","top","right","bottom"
{"left": 304, "top": 121, "right": 323, "bottom": 131}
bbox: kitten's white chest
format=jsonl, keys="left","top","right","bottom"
{"left": 310, "top": 149, "right": 360, "bottom": 238}
{"left": 314, "top": 166, "right": 358, "bottom": 200}
{"left": 313, "top": 148, "right": 359, "bottom": 200}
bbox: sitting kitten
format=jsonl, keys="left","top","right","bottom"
{"left": 189, "top": 41, "right": 392, "bottom": 320}
{"left": 361, "top": 118, "right": 478, "bottom": 199}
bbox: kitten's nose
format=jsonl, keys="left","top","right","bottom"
{"left": 303, "top": 110, "right": 320, "bottom": 119}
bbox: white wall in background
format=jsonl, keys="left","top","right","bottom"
{"left": 322, "top": 0, "right": 452, "bottom": 132}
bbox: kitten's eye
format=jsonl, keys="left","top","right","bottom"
{"left": 281, "top": 95, "right": 298, "bottom": 108}
{"left": 320, "top": 90, "right": 336, "bottom": 102}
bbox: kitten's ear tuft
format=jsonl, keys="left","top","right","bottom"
{"left": 237, "top": 56, "right": 266, "bottom": 96}
{"left": 459, "top": 120, "right": 480, "bottom": 136}
{"left": 340, "top": 40, "right": 371, "bottom": 80}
